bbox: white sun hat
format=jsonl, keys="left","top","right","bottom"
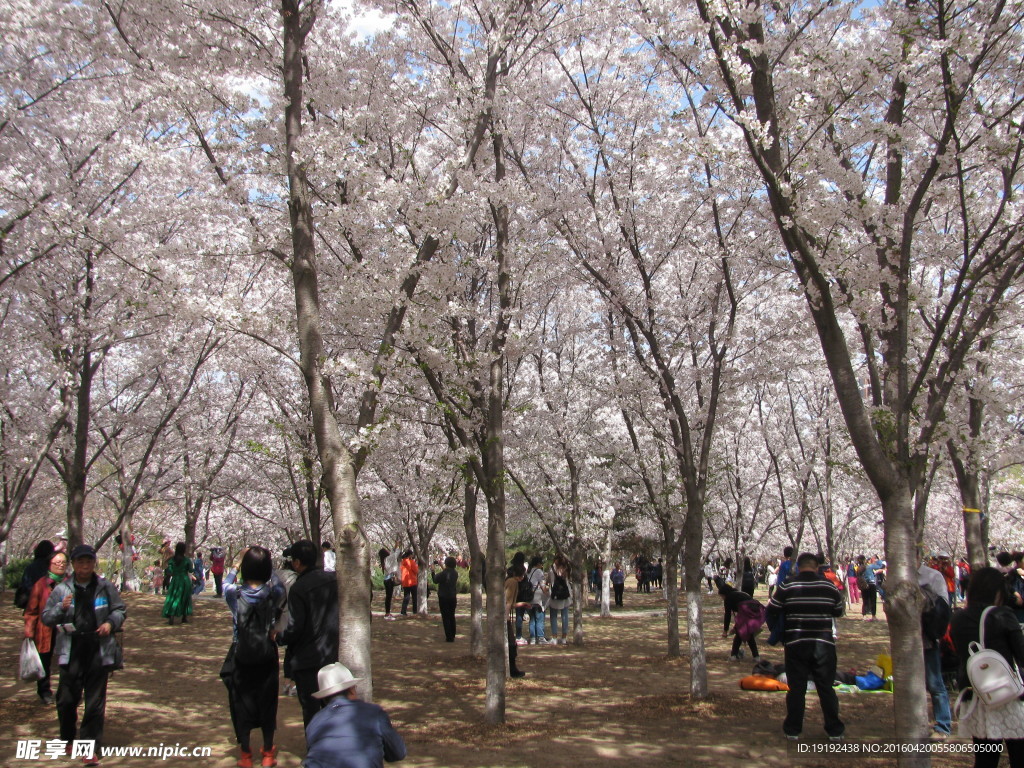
{"left": 311, "top": 662, "right": 363, "bottom": 699}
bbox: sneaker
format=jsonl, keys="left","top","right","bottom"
{"left": 82, "top": 758, "right": 101, "bottom": 767}
{"left": 537, "top": 637, "right": 549, "bottom": 645}
{"left": 237, "top": 748, "right": 253, "bottom": 768}
{"left": 261, "top": 746, "right": 277, "bottom": 767}
{"left": 930, "top": 730, "right": 950, "bottom": 741}
{"left": 560, "top": 637, "right": 567, "bottom": 645}
{"left": 784, "top": 734, "right": 800, "bottom": 741}
{"left": 829, "top": 735, "right": 845, "bottom": 743}
{"left": 384, "top": 615, "right": 396, "bottom": 621}
{"left": 510, "top": 669, "right": 527, "bottom": 678}
{"left": 39, "top": 692, "right": 54, "bottom": 705}
{"left": 752, "top": 656, "right": 760, "bottom": 663}
{"left": 515, "top": 638, "right": 528, "bottom": 646}
{"left": 729, "top": 654, "right": 741, "bottom": 661}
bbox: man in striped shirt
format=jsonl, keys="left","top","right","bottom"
{"left": 766, "top": 551, "right": 846, "bottom": 741}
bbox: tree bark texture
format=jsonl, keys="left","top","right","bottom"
{"left": 463, "top": 480, "right": 485, "bottom": 657}
{"left": 281, "top": 0, "right": 373, "bottom": 700}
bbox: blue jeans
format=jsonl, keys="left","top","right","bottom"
{"left": 924, "top": 645, "right": 952, "bottom": 734}
{"left": 549, "top": 605, "right": 569, "bottom": 637}
{"left": 515, "top": 606, "right": 528, "bottom": 639}
{"left": 529, "top": 607, "right": 546, "bottom": 640}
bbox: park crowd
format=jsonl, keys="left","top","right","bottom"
{"left": 14, "top": 535, "right": 1024, "bottom": 768}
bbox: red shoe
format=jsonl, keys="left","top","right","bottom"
{"left": 237, "top": 748, "right": 253, "bottom": 768}
{"left": 261, "top": 746, "right": 277, "bottom": 767}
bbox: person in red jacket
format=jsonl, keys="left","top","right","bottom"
{"left": 23, "top": 550, "right": 68, "bottom": 705}
{"left": 210, "top": 546, "right": 226, "bottom": 598}
{"left": 399, "top": 551, "right": 419, "bottom": 616}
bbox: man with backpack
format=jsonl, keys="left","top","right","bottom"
{"left": 273, "top": 540, "right": 339, "bottom": 733}
{"left": 766, "top": 552, "right": 846, "bottom": 742}
{"left": 920, "top": 560, "right": 953, "bottom": 738}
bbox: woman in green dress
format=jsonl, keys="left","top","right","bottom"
{"left": 162, "top": 542, "right": 195, "bottom": 625}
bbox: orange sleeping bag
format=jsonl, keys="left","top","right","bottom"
{"left": 739, "top": 675, "right": 789, "bottom": 691}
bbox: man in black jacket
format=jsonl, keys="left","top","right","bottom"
{"left": 273, "top": 539, "right": 339, "bottom": 732}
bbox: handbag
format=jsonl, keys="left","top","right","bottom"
{"left": 219, "top": 641, "right": 237, "bottom": 684}
{"left": 111, "top": 630, "right": 125, "bottom": 671}
{"left": 19, "top": 638, "right": 45, "bottom": 682}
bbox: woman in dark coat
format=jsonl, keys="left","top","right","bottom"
{"left": 741, "top": 557, "right": 757, "bottom": 596}
{"left": 950, "top": 566, "right": 1024, "bottom": 767}
{"left": 224, "top": 546, "right": 285, "bottom": 768}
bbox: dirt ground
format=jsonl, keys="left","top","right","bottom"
{"left": 0, "top": 583, "right": 984, "bottom": 767}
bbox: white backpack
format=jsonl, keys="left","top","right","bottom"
{"left": 955, "top": 606, "right": 1024, "bottom": 720}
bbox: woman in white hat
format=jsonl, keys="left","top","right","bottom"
{"left": 302, "top": 663, "right": 406, "bottom": 768}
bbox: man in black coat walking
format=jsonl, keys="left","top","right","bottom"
{"left": 273, "top": 539, "right": 339, "bottom": 732}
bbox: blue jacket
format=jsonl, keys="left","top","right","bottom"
{"left": 303, "top": 696, "right": 406, "bottom": 768}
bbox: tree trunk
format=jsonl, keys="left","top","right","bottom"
{"left": 949, "top": 395, "right": 988, "bottom": 569}
{"left": 65, "top": 347, "right": 96, "bottom": 550}
{"left": 881, "top": 488, "right": 930, "bottom": 748}
{"left": 417, "top": 554, "right": 430, "bottom": 615}
{"left": 572, "top": 568, "right": 586, "bottom": 645}
{"left": 119, "top": 516, "right": 138, "bottom": 592}
{"left": 664, "top": 555, "right": 681, "bottom": 658}
{"left": 463, "top": 480, "right": 485, "bottom": 657}
{"left": 281, "top": 0, "right": 372, "bottom": 700}
{"left": 683, "top": 493, "right": 708, "bottom": 697}
{"left": 482, "top": 486, "right": 506, "bottom": 722}
{"left": 600, "top": 530, "right": 612, "bottom": 617}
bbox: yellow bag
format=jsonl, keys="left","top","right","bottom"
{"left": 876, "top": 653, "right": 893, "bottom": 678}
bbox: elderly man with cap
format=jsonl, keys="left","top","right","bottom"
{"left": 42, "top": 544, "right": 127, "bottom": 767}
{"left": 302, "top": 662, "right": 406, "bottom": 768}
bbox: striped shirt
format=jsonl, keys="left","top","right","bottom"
{"left": 766, "top": 570, "right": 845, "bottom": 647}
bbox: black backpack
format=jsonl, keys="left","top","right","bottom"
{"left": 551, "top": 573, "right": 570, "bottom": 601}
{"left": 921, "top": 586, "right": 951, "bottom": 643}
{"left": 234, "top": 596, "right": 278, "bottom": 665}
{"left": 516, "top": 575, "right": 533, "bottom": 604}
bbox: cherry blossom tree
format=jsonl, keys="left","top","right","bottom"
{"left": 650, "top": 0, "right": 1024, "bottom": 752}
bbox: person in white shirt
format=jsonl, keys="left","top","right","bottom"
{"left": 322, "top": 542, "right": 336, "bottom": 573}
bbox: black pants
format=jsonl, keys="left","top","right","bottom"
{"left": 731, "top": 634, "right": 759, "bottom": 658}
{"left": 973, "top": 739, "right": 1024, "bottom": 768}
{"left": 292, "top": 667, "right": 324, "bottom": 733}
{"left": 384, "top": 579, "right": 396, "bottom": 615}
{"left": 439, "top": 596, "right": 457, "bottom": 641}
{"left": 214, "top": 572, "right": 224, "bottom": 597}
{"left": 401, "top": 586, "right": 418, "bottom": 615}
{"left": 506, "top": 619, "right": 520, "bottom": 673}
{"left": 862, "top": 585, "right": 877, "bottom": 616}
{"left": 56, "top": 645, "right": 110, "bottom": 747}
{"left": 613, "top": 583, "right": 624, "bottom": 606}
{"left": 783, "top": 642, "right": 843, "bottom": 738}
{"left": 37, "top": 649, "right": 54, "bottom": 699}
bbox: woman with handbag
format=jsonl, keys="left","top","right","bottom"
{"left": 23, "top": 550, "right": 68, "bottom": 705}
{"left": 951, "top": 566, "right": 1024, "bottom": 767}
